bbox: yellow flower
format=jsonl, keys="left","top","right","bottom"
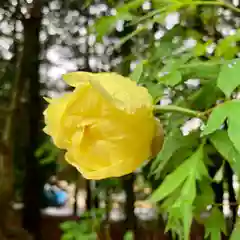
{"left": 43, "top": 72, "right": 163, "bottom": 180}
{"left": 151, "top": 118, "right": 164, "bottom": 158}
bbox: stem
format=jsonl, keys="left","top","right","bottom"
{"left": 115, "top": 24, "right": 147, "bottom": 49}
{"left": 190, "top": 0, "right": 240, "bottom": 14}
{"left": 222, "top": 2, "right": 240, "bottom": 13}
{"left": 137, "top": 0, "right": 240, "bottom": 24}
{"left": 178, "top": 59, "right": 227, "bottom": 70}
{"left": 153, "top": 105, "right": 205, "bottom": 119}
{"left": 179, "top": 0, "right": 240, "bottom": 14}
{"left": 118, "top": 1, "right": 240, "bottom": 48}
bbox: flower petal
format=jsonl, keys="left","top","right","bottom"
{"left": 64, "top": 107, "right": 155, "bottom": 179}
{"left": 43, "top": 93, "right": 72, "bottom": 148}
{"left": 62, "top": 72, "right": 94, "bottom": 87}
{"left": 151, "top": 118, "right": 164, "bottom": 158}
{"left": 65, "top": 147, "right": 146, "bottom": 180}
{"left": 63, "top": 71, "right": 153, "bottom": 113}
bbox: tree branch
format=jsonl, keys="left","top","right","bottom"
{"left": 154, "top": 105, "right": 206, "bottom": 120}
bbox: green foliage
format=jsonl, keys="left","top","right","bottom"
{"left": 149, "top": 145, "right": 208, "bottom": 239}
{"left": 60, "top": 209, "right": 105, "bottom": 240}
{"left": 93, "top": 14, "right": 131, "bottom": 41}
{"left": 194, "top": 181, "right": 214, "bottom": 218}
{"left": 124, "top": 231, "right": 134, "bottom": 240}
{"left": 210, "top": 130, "right": 240, "bottom": 177}
{"left": 35, "top": 138, "right": 60, "bottom": 165}
{"left": 44, "top": 0, "right": 240, "bottom": 239}
{"left": 215, "top": 30, "right": 240, "bottom": 59}
{"left": 158, "top": 71, "right": 182, "bottom": 87}
{"left": 150, "top": 129, "right": 199, "bottom": 178}
{"left": 90, "top": 0, "right": 149, "bottom": 41}
{"left": 61, "top": 220, "right": 97, "bottom": 240}
{"left": 129, "top": 61, "right": 144, "bottom": 83}
{"left": 204, "top": 207, "right": 226, "bottom": 240}
{"left": 90, "top": 0, "right": 240, "bottom": 238}
{"left": 230, "top": 218, "right": 240, "bottom": 240}
{"left": 217, "top": 59, "right": 240, "bottom": 98}
{"left": 203, "top": 100, "right": 240, "bottom": 152}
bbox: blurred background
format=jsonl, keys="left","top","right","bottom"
{"left": 0, "top": 0, "right": 240, "bottom": 239}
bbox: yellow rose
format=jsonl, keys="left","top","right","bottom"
{"left": 151, "top": 118, "right": 164, "bottom": 158}
{"left": 43, "top": 72, "right": 163, "bottom": 180}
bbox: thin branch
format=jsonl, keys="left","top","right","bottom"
{"left": 154, "top": 105, "right": 206, "bottom": 119}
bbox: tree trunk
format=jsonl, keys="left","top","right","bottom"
{"left": 0, "top": 1, "right": 33, "bottom": 238}
{"left": 20, "top": 1, "right": 43, "bottom": 239}
{"left": 0, "top": 141, "right": 14, "bottom": 238}
{"left": 123, "top": 174, "right": 136, "bottom": 231}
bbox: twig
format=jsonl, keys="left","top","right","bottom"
{"left": 153, "top": 105, "right": 206, "bottom": 120}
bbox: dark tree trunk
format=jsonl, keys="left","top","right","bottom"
{"left": 86, "top": 180, "right": 92, "bottom": 211}
{"left": 123, "top": 174, "right": 137, "bottom": 231}
{"left": 20, "top": 1, "right": 43, "bottom": 239}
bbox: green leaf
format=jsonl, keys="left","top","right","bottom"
{"left": 194, "top": 180, "right": 214, "bottom": 217}
{"left": 193, "top": 43, "right": 206, "bottom": 56}
{"left": 215, "top": 30, "right": 240, "bottom": 59}
{"left": 161, "top": 57, "right": 189, "bottom": 73}
{"left": 144, "top": 82, "right": 164, "bottom": 103}
{"left": 82, "top": 0, "right": 93, "bottom": 9}
{"left": 180, "top": 174, "right": 196, "bottom": 203}
{"left": 183, "top": 61, "right": 221, "bottom": 80}
{"left": 36, "top": 138, "right": 60, "bottom": 165}
{"left": 230, "top": 219, "right": 240, "bottom": 240}
{"left": 189, "top": 80, "right": 221, "bottom": 111}
{"left": 159, "top": 147, "right": 194, "bottom": 180}
{"left": 158, "top": 71, "right": 182, "bottom": 86}
{"left": 124, "top": 231, "right": 134, "bottom": 240}
{"left": 150, "top": 129, "right": 198, "bottom": 176}
{"left": 204, "top": 100, "right": 240, "bottom": 152}
{"left": 40, "top": 155, "right": 57, "bottom": 165}
{"left": 129, "top": 61, "right": 143, "bottom": 83}
{"left": 165, "top": 174, "right": 197, "bottom": 240}
{"left": 204, "top": 207, "right": 226, "bottom": 240}
{"left": 160, "top": 187, "right": 183, "bottom": 211}
{"left": 92, "top": 12, "right": 132, "bottom": 41}
{"left": 117, "top": 0, "right": 146, "bottom": 12}
{"left": 165, "top": 209, "right": 183, "bottom": 238}
{"left": 210, "top": 130, "right": 240, "bottom": 176}
{"left": 149, "top": 165, "right": 188, "bottom": 203}
{"left": 92, "top": 16, "right": 116, "bottom": 41}
{"left": 217, "top": 59, "right": 240, "bottom": 98}
{"left": 35, "top": 141, "right": 49, "bottom": 158}
{"left": 150, "top": 129, "right": 183, "bottom": 173}
{"left": 60, "top": 221, "right": 78, "bottom": 231}
{"left": 61, "top": 233, "right": 75, "bottom": 240}
{"left": 171, "top": 199, "right": 194, "bottom": 240}
{"left": 213, "top": 163, "right": 224, "bottom": 183}
{"left": 182, "top": 204, "right": 192, "bottom": 240}
{"left": 149, "top": 145, "right": 204, "bottom": 203}
{"left": 227, "top": 101, "right": 240, "bottom": 153}
{"left": 162, "top": 182, "right": 195, "bottom": 240}
{"left": 202, "top": 102, "right": 229, "bottom": 136}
